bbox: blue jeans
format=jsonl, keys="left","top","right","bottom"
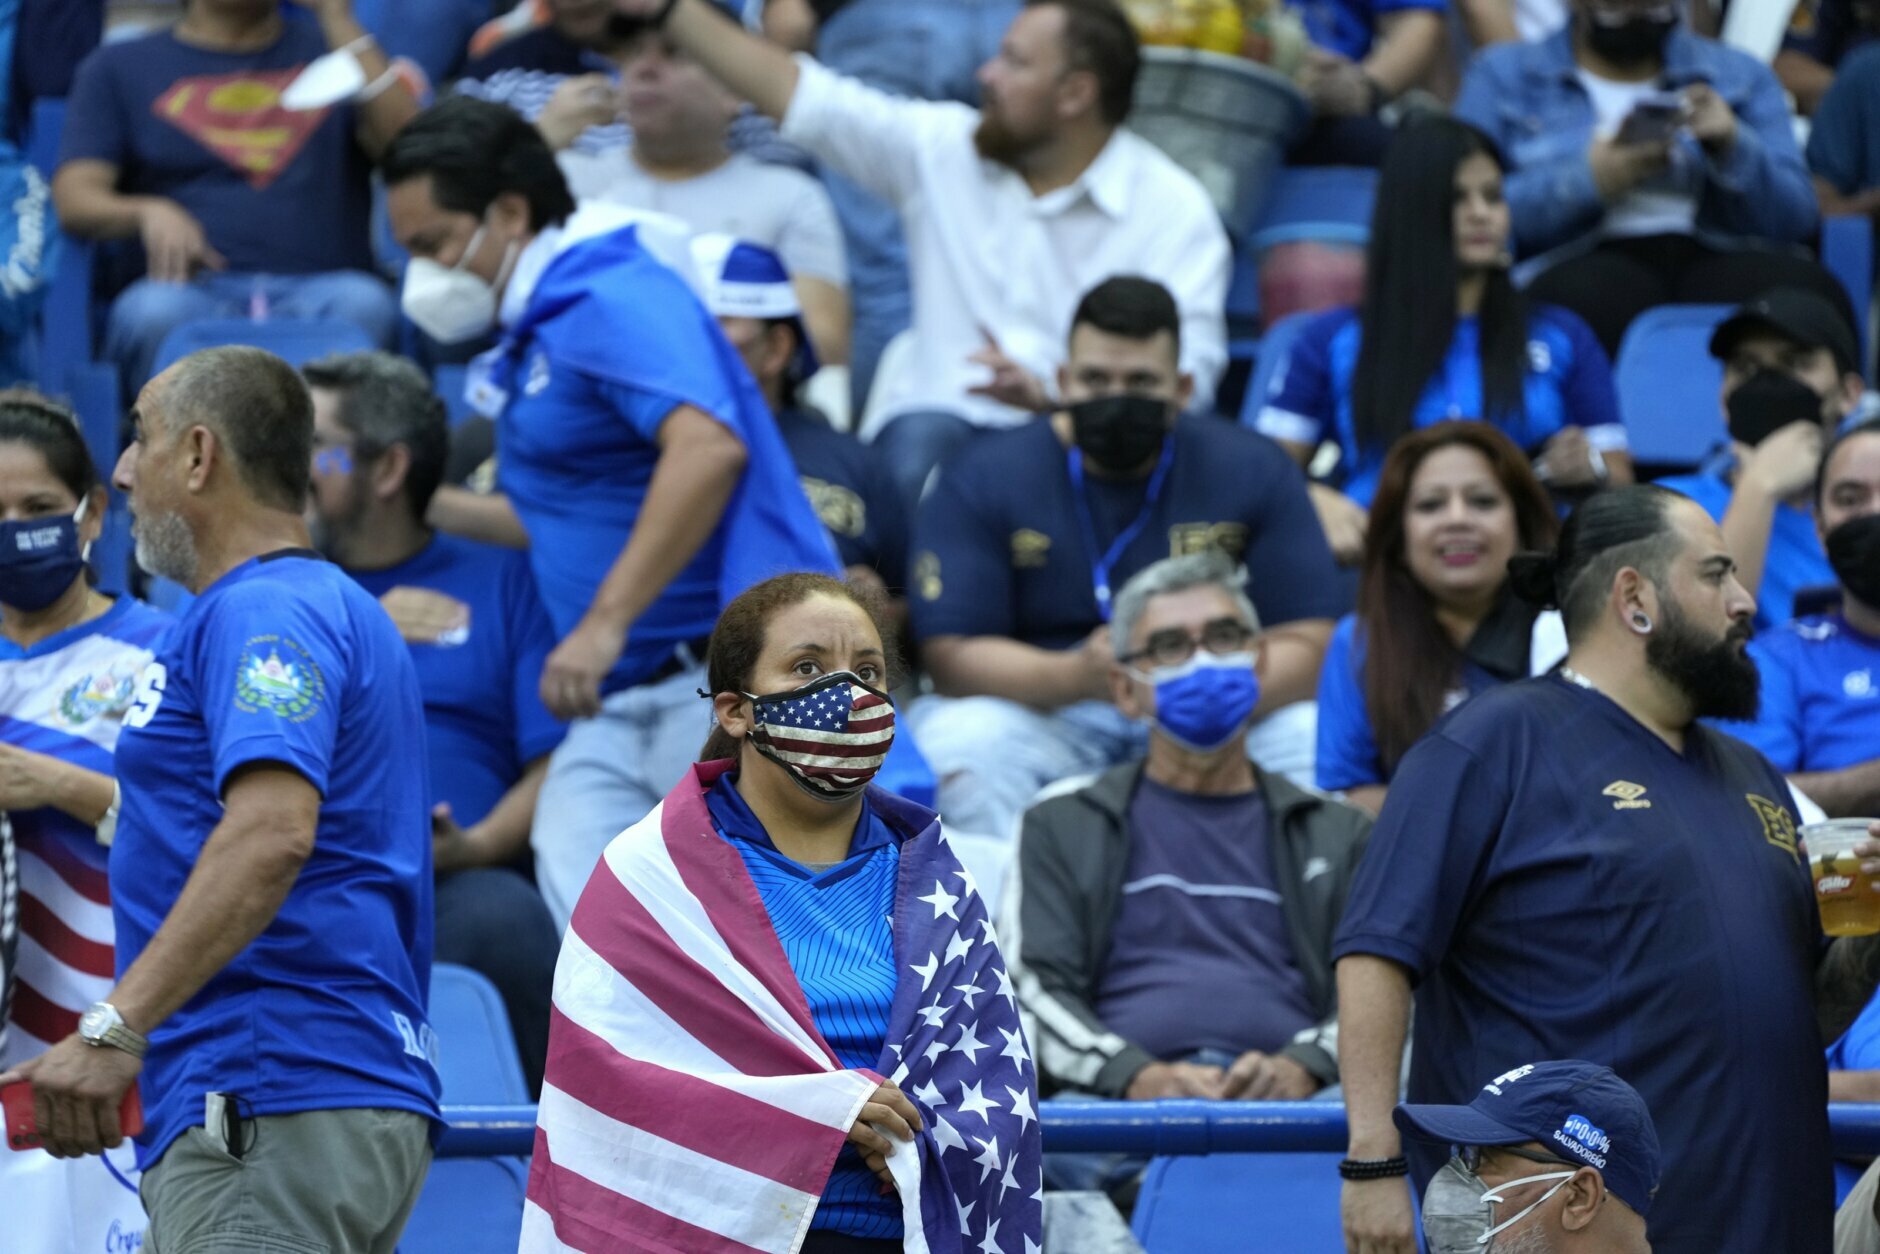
{"left": 104, "top": 270, "right": 398, "bottom": 392}
{"left": 434, "top": 867, "right": 559, "bottom": 1097}
{"left": 816, "top": 0, "right": 1019, "bottom": 410}
{"left": 872, "top": 408, "right": 980, "bottom": 506}
{"left": 354, "top": 0, "right": 496, "bottom": 85}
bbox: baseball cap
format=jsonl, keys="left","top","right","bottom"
{"left": 1394, "top": 1060, "right": 1661, "bottom": 1219}
{"left": 689, "top": 233, "right": 819, "bottom": 381}
{"left": 1709, "top": 287, "right": 1861, "bottom": 377}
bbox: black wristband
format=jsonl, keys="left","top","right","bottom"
{"left": 1339, "top": 1156, "right": 1411, "bottom": 1180}
{"left": 649, "top": 0, "right": 682, "bottom": 27}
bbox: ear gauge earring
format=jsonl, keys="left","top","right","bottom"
{"left": 1630, "top": 611, "right": 1654, "bottom": 634}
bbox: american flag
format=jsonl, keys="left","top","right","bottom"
{"left": 751, "top": 681, "right": 897, "bottom": 799}
{"left": 524, "top": 763, "right": 1044, "bottom": 1254}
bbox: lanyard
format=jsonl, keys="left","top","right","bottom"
{"left": 1067, "top": 439, "right": 1177, "bottom": 622}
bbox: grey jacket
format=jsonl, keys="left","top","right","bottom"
{"left": 999, "top": 761, "right": 1372, "bottom": 1097}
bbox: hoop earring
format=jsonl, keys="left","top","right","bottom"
{"left": 1630, "top": 611, "right": 1653, "bottom": 634}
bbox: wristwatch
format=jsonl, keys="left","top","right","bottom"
{"left": 78, "top": 1003, "right": 148, "bottom": 1059}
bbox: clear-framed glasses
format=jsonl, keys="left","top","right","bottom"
{"left": 1120, "top": 617, "right": 1255, "bottom": 668}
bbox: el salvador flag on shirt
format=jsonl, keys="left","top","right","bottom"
{"left": 482, "top": 217, "right": 840, "bottom": 694}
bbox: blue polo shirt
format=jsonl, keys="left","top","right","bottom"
{"left": 705, "top": 773, "right": 900, "bottom": 1240}
{"left": 1254, "top": 304, "right": 1625, "bottom": 507}
{"left": 1334, "top": 676, "right": 1830, "bottom": 1254}
{"left": 343, "top": 534, "right": 565, "bottom": 826}
{"left": 1655, "top": 469, "right": 1836, "bottom": 631}
{"left": 1809, "top": 45, "right": 1880, "bottom": 198}
{"left": 911, "top": 415, "right": 1350, "bottom": 648}
{"left": 779, "top": 408, "right": 908, "bottom": 591}
{"left": 1294, "top": 0, "right": 1447, "bottom": 62}
{"left": 110, "top": 552, "right": 441, "bottom": 1167}
{"left": 1724, "top": 611, "right": 1880, "bottom": 772}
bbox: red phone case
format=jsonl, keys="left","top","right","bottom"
{"left": 2, "top": 1079, "right": 143, "bottom": 1150}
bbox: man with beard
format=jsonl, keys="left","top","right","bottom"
{"left": 0, "top": 347, "right": 440, "bottom": 1251}
{"left": 1335, "top": 483, "right": 1880, "bottom": 1254}
{"left": 608, "top": 0, "right": 1230, "bottom": 504}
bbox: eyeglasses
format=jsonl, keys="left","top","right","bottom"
{"left": 1121, "top": 618, "right": 1256, "bottom": 668}
{"left": 1459, "top": 1144, "right": 1580, "bottom": 1175}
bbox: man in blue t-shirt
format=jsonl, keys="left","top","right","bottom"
{"left": 1656, "top": 288, "right": 1863, "bottom": 631}
{"left": 304, "top": 350, "right": 563, "bottom": 1094}
{"left": 381, "top": 96, "right": 838, "bottom": 927}
{"left": 0, "top": 346, "right": 438, "bottom": 1252}
{"left": 910, "top": 276, "right": 1348, "bottom": 858}
{"left": 1334, "top": 484, "right": 1880, "bottom": 1254}
{"left": 52, "top": 0, "right": 422, "bottom": 391}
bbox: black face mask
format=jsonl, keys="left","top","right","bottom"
{"left": 1585, "top": 11, "right": 1677, "bottom": 64}
{"left": 1827, "top": 513, "right": 1880, "bottom": 608}
{"left": 1068, "top": 395, "right": 1171, "bottom": 474}
{"left": 1727, "top": 370, "right": 1828, "bottom": 447}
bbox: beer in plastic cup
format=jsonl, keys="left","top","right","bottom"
{"left": 1804, "top": 819, "right": 1880, "bottom": 937}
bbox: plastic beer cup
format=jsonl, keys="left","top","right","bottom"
{"left": 1804, "top": 819, "right": 1880, "bottom": 937}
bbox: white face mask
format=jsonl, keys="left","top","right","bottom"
{"left": 1423, "top": 1157, "right": 1579, "bottom": 1251}
{"left": 400, "top": 223, "right": 518, "bottom": 345}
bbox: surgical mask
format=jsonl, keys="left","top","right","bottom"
{"left": 1727, "top": 370, "right": 1828, "bottom": 447}
{"left": 1068, "top": 394, "right": 1171, "bottom": 474}
{"left": 0, "top": 495, "right": 90, "bottom": 612}
{"left": 1584, "top": 7, "right": 1677, "bottom": 65}
{"left": 1138, "top": 651, "right": 1261, "bottom": 752}
{"left": 742, "top": 670, "right": 896, "bottom": 802}
{"left": 1422, "top": 1157, "right": 1578, "bottom": 1252}
{"left": 400, "top": 224, "right": 518, "bottom": 345}
{"left": 1827, "top": 513, "right": 1880, "bottom": 608}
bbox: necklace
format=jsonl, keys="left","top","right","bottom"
{"left": 1558, "top": 665, "right": 1598, "bottom": 692}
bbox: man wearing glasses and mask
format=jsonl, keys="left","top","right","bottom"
{"left": 1001, "top": 552, "right": 1372, "bottom": 1200}
{"left": 910, "top": 277, "right": 1346, "bottom": 878}
{"left": 1397, "top": 1060, "right": 1659, "bottom": 1254}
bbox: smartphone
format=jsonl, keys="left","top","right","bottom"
{"left": 1615, "top": 92, "right": 1688, "bottom": 145}
{"left": 2, "top": 1079, "right": 143, "bottom": 1151}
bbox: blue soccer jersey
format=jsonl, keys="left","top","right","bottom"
{"left": 1336, "top": 676, "right": 1829, "bottom": 1254}
{"left": 0, "top": 597, "right": 169, "bottom": 1066}
{"left": 1255, "top": 304, "right": 1626, "bottom": 507}
{"left": 110, "top": 552, "right": 440, "bottom": 1166}
{"left": 1656, "top": 471, "right": 1838, "bottom": 633}
{"left": 344, "top": 534, "right": 565, "bottom": 826}
{"left": 1724, "top": 612, "right": 1880, "bottom": 772}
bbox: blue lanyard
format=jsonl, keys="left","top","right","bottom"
{"left": 1067, "top": 439, "right": 1177, "bottom": 622}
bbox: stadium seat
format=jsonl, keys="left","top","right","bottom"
{"left": 1612, "top": 303, "right": 1733, "bottom": 471}
{"left": 1237, "top": 311, "right": 1316, "bottom": 433}
{"left": 1248, "top": 167, "right": 1378, "bottom": 256}
{"left": 1132, "top": 1152, "right": 1360, "bottom": 1252}
{"left": 402, "top": 964, "right": 531, "bottom": 1254}
{"left": 150, "top": 316, "right": 375, "bottom": 378}
{"left": 1823, "top": 214, "right": 1873, "bottom": 371}
{"left": 25, "top": 98, "right": 98, "bottom": 401}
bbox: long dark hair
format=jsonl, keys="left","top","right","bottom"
{"left": 1359, "top": 422, "right": 1558, "bottom": 775}
{"left": 699, "top": 572, "right": 900, "bottom": 762}
{"left": 1350, "top": 117, "right": 1528, "bottom": 455}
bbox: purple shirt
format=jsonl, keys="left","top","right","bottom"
{"left": 1093, "top": 777, "right": 1315, "bottom": 1059}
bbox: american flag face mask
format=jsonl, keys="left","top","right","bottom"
{"left": 742, "top": 671, "right": 896, "bottom": 802}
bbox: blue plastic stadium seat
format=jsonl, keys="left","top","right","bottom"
{"left": 1823, "top": 214, "right": 1873, "bottom": 371}
{"left": 1612, "top": 303, "right": 1733, "bottom": 471}
{"left": 1133, "top": 1151, "right": 1361, "bottom": 1252}
{"left": 150, "top": 316, "right": 375, "bottom": 378}
{"left": 1238, "top": 311, "right": 1317, "bottom": 434}
{"left": 1248, "top": 167, "right": 1379, "bottom": 255}
{"left": 401, "top": 964, "right": 530, "bottom": 1254}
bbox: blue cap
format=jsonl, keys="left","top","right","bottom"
{"left": 689, "top": 233, "right": 819, "bottom": 381}
{"left": 1393, "top": 1060, "right": 1661, "bottom": 1219}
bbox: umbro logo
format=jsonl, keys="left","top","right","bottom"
{"left": 1603, "top": 781, "right": 1651, "bottom": 810}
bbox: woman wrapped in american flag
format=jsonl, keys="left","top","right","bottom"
{"left": 526, "top": 572, "right": 1044, "bottom": 1254}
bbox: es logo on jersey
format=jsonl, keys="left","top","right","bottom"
{"left": 1846, "top": 669, "right": 1875, "bottom": 698}
{"left": 53, "top": 668, "right": 138, "bottom": 726}
{"left": 234, "top": 636, "right": 325, "bottom": 722}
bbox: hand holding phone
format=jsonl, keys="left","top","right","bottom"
{"left": 1615, "top": 91, "right": 1689, "bottom": 146}
{"left": 2, "top": 1079, "right": 143, "bottom": 1152}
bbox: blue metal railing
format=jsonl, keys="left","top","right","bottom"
{"left": 437, "top": 1100, "right": 1880, "bottom": 1158}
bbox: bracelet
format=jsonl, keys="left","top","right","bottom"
{"left": 1339, "top": 1156, "right": 1410, "bottom": 1180}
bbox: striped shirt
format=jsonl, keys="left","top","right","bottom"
{"left": 705, "top": 773, "right": 901, "bottom": 1240}
{"left": 0, "top": 597, "right": 168, "bottom": 1066}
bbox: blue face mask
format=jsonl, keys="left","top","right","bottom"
{"left": 1139, "top": 651, "right": 1260, "bottom": 752}
{"left": 0, "top": 496, "right": 88, "bottom": 612}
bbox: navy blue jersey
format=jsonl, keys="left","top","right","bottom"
{"left": 1335, "top": 675, "right": 1830, "bottom": 1254}
{"left": 778, "top": 408, "right": 908, "bottom": 590}
{"left": 111, "top": 553, "right": 440, "bottom": 1167}
{"left": 911, "top": 415, "right": 1349, "bottom": 648}
{"left": 344, "top": 534, "right": 564, "bottom": 826}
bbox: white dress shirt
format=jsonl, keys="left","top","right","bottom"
{"left": 781, "top": 55, "right": 1231, "bottom": 431}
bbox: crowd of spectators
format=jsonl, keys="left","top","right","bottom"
{"left": 7, "top": 0, "right": 1880, "bottom": 1249}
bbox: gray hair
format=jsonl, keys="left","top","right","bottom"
{"left": 158, "top": 345, "right": 313, "bottom": 513}
{"left": 1111, "top": 551, "right": 1260, "bottom": 661}
{"left": 301, "top": 351, "right": 449, "bottom": 521}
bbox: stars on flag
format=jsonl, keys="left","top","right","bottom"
{"left": 979, "top": 1217, "right": 1005, "bottom": 1254}
{"left": 957, "top": 1079, "right": 1000, "bottom": 1123}
{"left": 993, "top": 965, "right": 1016, "bottom": 1008}
{"left": 914, "top": 1078, "right": 945, "bottom": 1108}
{"left": 951, "top": 1022, "right": 989, "bottom": 1064}
{"left": 917, "top": 996, "right": 949, "bottom": 1028}
{"left": 999, "top": 1154, "right": 1022, "bottom": 1200}
{"left": 972, "top": 1134, "right": 1002, "bottom": 1183}
{"left": 998, "top": 1026, "right": 1031, "bottom": 1073}
{"left": 1005, "top": 1085, "right": 1036, "bottom": 1132}
{"left": 945, "top": 929, "right": 977, "bottom": 965}
{"left": 911, "top": 951, "right": 940, "bottom": 990}
{"left": 934, "top": 1115, "right": 968, "bottom": 1154}
{"left": 919, "top": 879, "right": 962, "bottom": 920}
{"left": 954, "top": 979, "right": 986, "bottom": 1009}
{"left": 955, "top": 865, "right": 981, "bottom": 899}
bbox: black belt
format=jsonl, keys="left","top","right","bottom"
{"left": 646, "top": 633, "right": 713, "bottom": 684}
